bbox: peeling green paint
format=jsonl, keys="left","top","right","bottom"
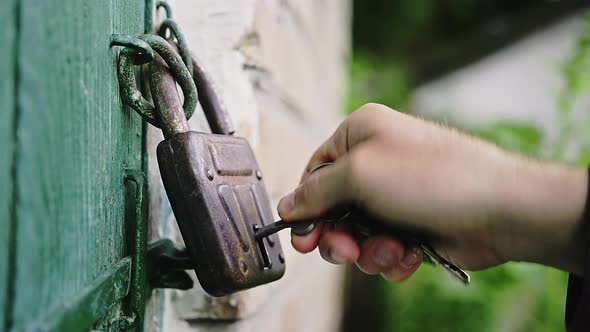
{"left": 0, "top": 0, "right": 18, "bottom": 330}
{"left": 8, "top": 0, "right": 145, "bottom": 330}
{"left": 24, "top": 258, "right": 132, "bottom": 332}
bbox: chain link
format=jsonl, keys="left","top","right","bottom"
{"left": 112, "top": 34, "right": 197, "bottom": 127}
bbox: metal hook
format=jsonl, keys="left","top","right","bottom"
{"left": 156, "top": 1, "right": 173, "bottom": 19}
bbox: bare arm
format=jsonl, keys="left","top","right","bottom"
{"left": 277, "top": 103, "right": 587, "bottom": 280}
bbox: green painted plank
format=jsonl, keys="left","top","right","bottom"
{"left": 11, "top": 0, "right": 144, "bottom": 329}
{"left": 24, "top": 257, "right": 132, "bottom": 332}
{"left": 0, "top": 0, "right": 17, "bottom": 329}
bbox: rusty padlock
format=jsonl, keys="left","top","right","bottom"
{"left": 148, "top": 49, "right": 284, "bottom": 296}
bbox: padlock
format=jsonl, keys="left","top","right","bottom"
{"left": 148, "top": 50, "right": 285, "bottom": 296}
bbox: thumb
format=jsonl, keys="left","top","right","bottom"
{"left": 277, "top": 160, "right": 352, "bottom": 221}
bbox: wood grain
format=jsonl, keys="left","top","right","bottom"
{"left": 0, "top": 0, "right": 17, "bottom": 329}
{"left": 10, "top": 0, "right": 143, "bottom": 329}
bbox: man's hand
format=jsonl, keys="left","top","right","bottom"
{"left": 277, "top": 103, "right": 588, "bottom": 280}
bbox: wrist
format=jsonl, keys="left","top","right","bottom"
{"left": 492, "top": 153, "right": 587, "bottom": 274}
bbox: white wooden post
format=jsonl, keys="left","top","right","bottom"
{"left": 145, "top": 1, "right": 351, "bottom": 331}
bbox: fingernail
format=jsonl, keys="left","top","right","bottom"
{"left": 401, "top": 247, "right": 421, "bottom": 268}
{"left": 374, "top": 243, "right": 398, "bottom": 268}
{"left": 278, "top": 191, "right": 296, "bottom": 213}
{"left": 328, "top": 249, "right": 347, "bottom": 264}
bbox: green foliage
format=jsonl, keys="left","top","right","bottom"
{"left": 347, "top": 53, "right": 412, "bottom": 114}
{"left": 470, "top": 122, "right": 543, "bottom": 155}
{"left": 376, "top": 264, "right": 567, "bottom": 332}
{"left": 562, "top": 16, "right": 590, "bottom": 100}
{"left": 554, "top": 14, "right": 590, "bottom": 163}
{"left": 352, "top": 0, "right": 538, "bottom": 65}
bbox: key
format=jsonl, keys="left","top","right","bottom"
{"left": 254, "top": 219, "right": 316, "bottom": 240}
{"left": 420, "top": 243, "right": 470, "bottom": 284}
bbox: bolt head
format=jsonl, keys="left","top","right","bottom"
{"left": 206, "top": 169, "right": 214, "bottom": 180}
{"left": 256, "top": 170, "right": 263, "bottom": 180}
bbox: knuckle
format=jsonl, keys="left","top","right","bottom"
{"left": 357, "top": 102, "right": 386, "bottom": 114}
{"left": 350, "top": 103, "right": 398, "bottom": 138}
{"left": 355, "top": 103, "right": 396, "bottom": 119}
{"left": 351, "top": 103, "right": 382, "bottom": 124}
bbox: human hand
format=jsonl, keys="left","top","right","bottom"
{"left": 277, "top": 103, "right": 587, "bottom": 280}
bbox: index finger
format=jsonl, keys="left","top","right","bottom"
{"left": 301, "top": 104, "right": 390, "bottom": 182}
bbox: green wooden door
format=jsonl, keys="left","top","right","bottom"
{"left": 1, "top": 0, "right": 18, "bottom": 329}
{"left": 2, "top": 1, "right": 146, "bottom": 330}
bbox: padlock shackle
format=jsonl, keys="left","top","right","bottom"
{"left": 168, "top": 41, "right": 235, "bottom": 136}
{"left": 191, "top": 55, "right": 235, "bottom": 136}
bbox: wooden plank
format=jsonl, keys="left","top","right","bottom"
{"left": 0, "top": 0, "right": 17, "bottom": 329}
{"left": 24, "top": 258, "right": 132, "bottom": 332}
{"left": 11, "top": 1, "right": 144, "bottom": 329}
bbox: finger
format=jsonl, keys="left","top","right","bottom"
{"left": 277, "top": 157, "right": 352, "bottom": 221}
{"left": 356, "top": 236, "right": 405, "bottom": 275}
{"left": 355, "top": 236, "right": 423, "bottom": 280}
{"left": 317, "top": 227, "right": 360, "bottom": 265}
{"left": 381, "top": 246, "right": 422, "bottom": 282}
{"left": 290, "top": 222, "right": 324, "bottom": 253}
{"left": 300, "top": 104, "right": 385, "bottom": 182}
{"left": 299, "top": 123, "right": 349, "bottom": 182}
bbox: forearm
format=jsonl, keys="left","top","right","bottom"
{"left": 493, "top": 152, "right": 588, "bottom": 274}
{"left": 280, "top": 104, "right": 590, "bottom": 276}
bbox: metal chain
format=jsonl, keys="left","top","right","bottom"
{"left": 158, "top": 19, "right": 193, "bottom": 75}
{"left": 156, "top": 1, "right": 173, "bottom": 20}
{"left": 111, "top": 1, "right": 199, "bottom": 127}
{"left": 156, "top": 1, "right": 193, "bottom": 76}
{"left": 110, "top": 35, "right": 153, "bottom": 65}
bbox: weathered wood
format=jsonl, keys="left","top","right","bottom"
{"left": 0, "top": 0, "right": 17, "bottom": 329}
{"left": 10, "top": 1, "right": 143, "bottom": 329}
{"left": 24, "top": 258, "right": 132, "bottom": 332}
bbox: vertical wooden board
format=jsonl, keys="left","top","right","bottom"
{"left": 11, "top": 0, "right": 144, "bottom": 329}
{"left": 0, "top": 0, "right": 16, "bottom": 329}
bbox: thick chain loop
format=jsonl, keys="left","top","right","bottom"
{"left": 113, "top": 34, "right": 198, "bottom": 127}
{"left": 110, "top": 34, "right": 154, "bottom": 65}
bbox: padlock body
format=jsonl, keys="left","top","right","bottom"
{"left": 157, "top": 131, "right": 284, "bottom": 296}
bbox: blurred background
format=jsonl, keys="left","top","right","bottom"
{"left": 343, "top": 1, "right": 590, "bottom": 331}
